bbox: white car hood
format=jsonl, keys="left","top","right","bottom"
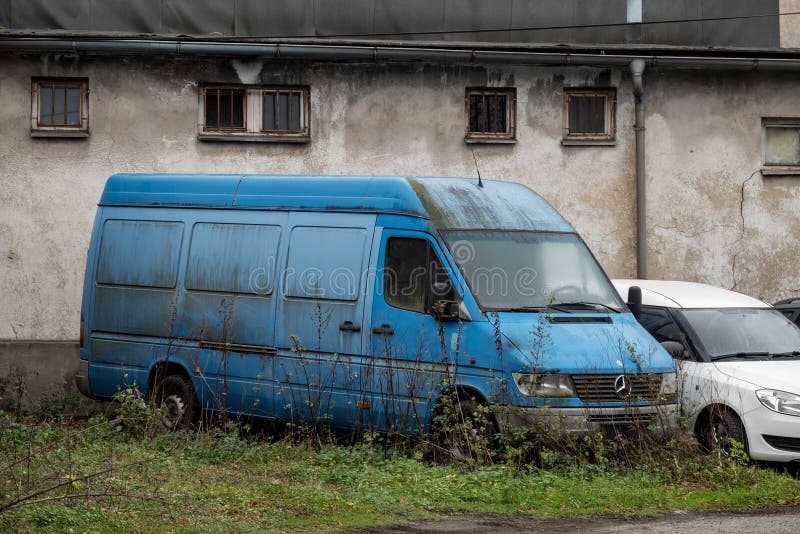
{"left": 713, "top": 360, "right": 800, "bottom": 393}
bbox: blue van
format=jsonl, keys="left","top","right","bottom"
{"left": 77, "top": 174, "right": 677, "bottom": 434}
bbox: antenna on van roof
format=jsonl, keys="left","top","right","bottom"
{"left": 471, "top": 148, "right": 484, "bottom": 188}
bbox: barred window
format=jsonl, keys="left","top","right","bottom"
{"left": 31, "top": 78, "right": 89, "bottom": 137}
{"left": 199, "top": 84, "right": 310, "bottom": 143}
{"left": 465, "top": 87, "right": 516, "bottom": 143}
{"left": 204, "top": 87, "right": 246, "bottom": 130}
{"left": 563, "top": 88, "right": 616, "bottom": 145}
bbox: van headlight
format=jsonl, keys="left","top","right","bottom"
{"left": 756, "top": 389, "right": 800, "bottom": 417}
{"left": 512, "top": 373, "right": 576, "bottom": 397}
{"left": 659, "top": 372, "right": 677, "bottom": 396}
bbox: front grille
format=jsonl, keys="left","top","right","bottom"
{"left": 571, "top": 373, "right": 663, "bottom": 403}
{"left": 588, "top": 412, "right": 654, "bottom": 425}
{"left": 763, "top": 435, "right": 800, "bottom": 453}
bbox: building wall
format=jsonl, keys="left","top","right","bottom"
{"left": 3, "top": 54, "right": 800, "bottom": 349}
{"left": 0, "top": 55, "right": 639, "bottom": 342}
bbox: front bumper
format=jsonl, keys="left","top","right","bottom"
{"left": 492, "top": 402, "right": 679, "bottom": 436}
{"left": 743, "top": 404, "right": 800, "bottom": 462}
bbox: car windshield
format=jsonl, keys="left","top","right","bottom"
{"left": 441, "top": 230, "right": 624, "bottom": 312}
{"left": 678, "top": 308, "right": 800, "bottom": 359}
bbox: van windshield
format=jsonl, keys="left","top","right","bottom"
{"left": 677, "top": 308, "right": 800, "bottom": 360}
{"left": 441, "top": 230, "right": 624, "bottom": 312}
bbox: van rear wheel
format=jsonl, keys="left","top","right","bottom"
{"left": 154, "top": 374, "right": 197, "bottom": 430}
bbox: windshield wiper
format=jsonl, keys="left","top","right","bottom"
{"left": 502, "top": 305, "right": 573, "bottom": 313}
{"left": 772, "top": 351, "right": 800, "bottom": 358}
{"left": 712, "top": 351, "right": 772, "bottom": 361}
{"left": 550, "top": 301, "right": 622, "bottom": 313}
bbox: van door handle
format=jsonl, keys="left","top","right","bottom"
{"left": 339, "top": 321, "right": 361, "bottom": 332}
{"left": 372, "top": 324, "right": 394, "bottom": 335}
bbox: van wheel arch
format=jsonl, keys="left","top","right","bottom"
{"left": 148, "top": 362, "right": 198, "bottom": 430}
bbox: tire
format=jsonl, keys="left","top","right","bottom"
{"left": 432, "top": 394, "right": 496, "bottom": 463}
{"left": 153, "top": 374, "right": 197, "bottom": 430}
{"left": 702, "top": 407, "right": 747, "bottom": 458}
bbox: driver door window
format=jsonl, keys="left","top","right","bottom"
{"left": 384, "top": 237, "right": 454, "bottom": 314}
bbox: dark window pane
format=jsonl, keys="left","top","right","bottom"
{"left": 53, "top": 86, "right": 65, "bottom": 125}
{"left": 231, "top": 91, "right": 244, "bottom": 128}
{"left": 290, "top": 93, "right": 301, "bottom": 131}
{"left": 496, "top": 95, "right": 507, "bottom": 133}
{"left": 263, "top": 93, "right": 276, "bottom": 130}
{"left": 206, "top": 88, "right": 244, "bottom": 130}
{"left": 278, "top": 92, "right": 289, "bottom": 130}
{"left": 39, "top": 85, "right": 53, "bottom": 125}
{"left": 206, "top": 90, "right": 219, "bottom": 128}
{"left": 384, "top": 238, "right": 429, "bottom": 313}
{"left": 66, "top": 86, "right": 81, "bottom": 125}
{"left": 569, "top": 95, "right": 606, "bottom": 134}
{"left": 469, "top": 95, "right": 480, "bottom": 132}
{"left": 468, "top": 92, "right": 508, "bottom": 134}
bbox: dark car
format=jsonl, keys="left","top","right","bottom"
{"left": 774, "top": 298, "right": 800, "bottom": 326}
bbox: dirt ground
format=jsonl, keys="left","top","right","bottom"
{"left": 352, "top": 508, "right": 800, "bottom": 533}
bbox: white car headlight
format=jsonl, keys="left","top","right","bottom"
{"left": 756, "top": 389, "right": 800, "bottom": 417}
{"left": 512, "top": 373, "right": 576, "bottom": 397}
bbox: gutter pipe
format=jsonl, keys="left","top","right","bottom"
{"left": 630, "top": 59, "right": 646, "bottom": 280}
{"left": 3, "top": 38, "right": 800, "bottom": 70}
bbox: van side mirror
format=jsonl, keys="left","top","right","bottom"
{"left": 627, "top": 286, "right": 642, "bottom": 319}
{"left": 430, "top": 299, "right": 471, "bottom": 321}
{"left": 660, "top": 341, "right": 685, "bottom": 359}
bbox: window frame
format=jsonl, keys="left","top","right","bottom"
{"left": 464, "top": 87, "right": 516, "bottom": 144}
{"left": 562, "top": 87, "right": 616, "bottom": 146}
{"left": 761, "top": 117, "right": 800, "bottom": 176}
{"left": 198, "top": 83, "right": 311, "bottom": 143}
{"left": 30, "top": 77, "right": 89, "bottom": 138}
{"left": 202, "top": 85, "right": 247, "bottom": 132}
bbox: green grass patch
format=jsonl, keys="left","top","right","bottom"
{"left": 1, "top": 415, "right": 799, "bottom": 533}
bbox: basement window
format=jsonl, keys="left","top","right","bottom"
{"left": 562, "top": 88, "right": 616, "bottom": 145}
{"left": 31, "top": 78, "right": 89, "bottom": 138}
{"left": 199, "top": 85, "right": 310, "bottom": 143}
{"left": 762, "top": 119, "right": 800, "bottom": 175}
{"left": 465, "top": 87, "right": 516, "bottom": 144}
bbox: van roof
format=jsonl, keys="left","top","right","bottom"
{"left": 100, "top": 174, "right": 573, "bottom": 232}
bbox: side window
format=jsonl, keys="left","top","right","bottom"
{"left": 185, "top": 223, "right": 281, "bottom": 295}
{"left": 384, "top": 237, "right": 455, "bottom": 313}
{"left": 284, "top": 227, "right": 366, "bottom": 301}
{"left": 96, "top": 220, "right": 183, "bottom": 288}
{"left": 638, "top": 307, "right": 690, "bottom": 358}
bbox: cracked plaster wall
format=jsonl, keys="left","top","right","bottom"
{"left": 2, "top": 55, "right": 797, "bottom": 341}
{"left": 645, "top": 69, "right": 800, "bottom": 302}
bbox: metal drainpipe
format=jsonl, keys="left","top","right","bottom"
{"left": 631, "top": 59, "right": 647, "bottom": 280}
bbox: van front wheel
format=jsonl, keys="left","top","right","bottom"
{"left": 432, "top": 394, "right": 496, "bottom": 463}
{"left": 154, "top": 374, "right": 197, "bottom": 430}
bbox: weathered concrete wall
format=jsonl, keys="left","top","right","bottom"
{"left": 4, "top": 53, "right": 800, "bottom": 407}
{"left": 781, "top": 0, "right": 800, "bottom": 48}
{"left": 0, "top": 55, "right": 637, "bottom": 345}
{"left": 645, "top": 69, "right": 800, "bottom": 302}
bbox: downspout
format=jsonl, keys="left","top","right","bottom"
{"left": 631, "top": 58, "right": 647, "bottom": 279}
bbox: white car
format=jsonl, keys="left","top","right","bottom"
{"left": 613, "top": 279, "right": 800, "bottom": 462}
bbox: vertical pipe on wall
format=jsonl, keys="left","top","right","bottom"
{"left": 631, "top": 59, "right": 647, "bottom": 279}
